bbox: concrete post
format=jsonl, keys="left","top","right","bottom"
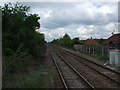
{"left": 86, "top": 46, "right": 87, "bottom": 54}
{"left": 89, "top": 46, "right": 90, "bottom": 54}
{"left": 93, "top": 46, "right": 94, "bottom": 54}
{"left": 102, "top": 48, "right": 104, "bottom": 56}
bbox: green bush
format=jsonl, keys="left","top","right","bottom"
{"left": 95, "top": 45, "right": 102, "bottom": 56}
{"left": 51, "top": 33, "right": 72, "bottom": 48}
{"left": 2, "top": 3, "right": 45, "bottom": 73}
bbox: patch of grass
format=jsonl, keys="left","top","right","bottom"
{"left": 73, "top": 50, "right": 109, "bottom": 62}
{"left": 3, "top": 65, "right": 52, "bottom": 88}
{"left": 91, "top": 54, "right": 109, "bottom": 62}
{"left": 98, "top": 56, "right": 109, "bottom": 62}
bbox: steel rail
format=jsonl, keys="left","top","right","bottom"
{"left": 65, "top": 51, "right": 120, "bottom": 85}
{"left": 58, "top": 45, "right": 120, "bottom": 75}
{"left": 55, "top": 47, "right": 120, "bottom": 85}
{"left": 49, "top": 49, "right": 68, "bottom": 89}
{"left": 53, "top": 48, "right": 96, "bottom": 89}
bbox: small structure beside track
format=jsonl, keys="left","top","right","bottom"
{"left": 109, "top": 49, "right": 120, "bottom": 66}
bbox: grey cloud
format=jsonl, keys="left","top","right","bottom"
{"left": 37, "top": 2, "right": 117, "bottom": 29}
{"left": 1, "top": 2, "right": 118, "bottom": 41}
{"left": 20, "top": 2, "right": 76, "bottom": 9}
{"left": 8, "top": 2, "right": 116, "bottom": 29}
{"left": 33, "top": 2, "right": 118, "bottom": 41}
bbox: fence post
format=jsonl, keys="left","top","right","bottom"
{"left": 86, "top": 46, "right": 87, "bottom": 54}
{"left": 102, "top": 47, "right": 104, "bottom": 56}
{"left": 89, "top": 45, "right": 90, "bottom": 54}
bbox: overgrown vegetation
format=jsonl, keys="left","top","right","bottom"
{"left": 3, "top": 65, "right": 52, "bottom": 88}
{"left": 51, "top": 34, "right": 72, "bottom": 48}
{"left": 95, "top": 45, "right": 102, "bottom": 56}
{"left": 97, "top": 38, "right": 105, "bottom": 44}
{"left": 91, "top": 54, "right": 109, "bottom": 62}
{"left": 2, "top": 2, "right": 46, "bottom": 82}
{"left": 51, "top": 33, "right": 83, "bottom": 48}
{"left": 51, "top": 34, "right": 108, "bottom": 62}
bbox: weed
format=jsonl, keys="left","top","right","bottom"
{"left": 2, "top": 65, "right": 52, "bottom": 88}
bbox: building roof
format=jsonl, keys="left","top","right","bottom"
{"left": 103, "top": 33, "right": 120, "bottom": 45}
{"left": 84, "top": 39, "right": 99, "bottom": 45}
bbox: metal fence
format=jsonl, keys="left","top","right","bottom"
{"left": 74, "top": 44, "right": 120, "bottom": 57}
{"left": 74, "top": 45, "right": 96, "bottom": 54}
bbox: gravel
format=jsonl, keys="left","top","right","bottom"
{"left": 50, "top": 46, "right": 91, "bottom": 88}
{"left": 55, "top": 46, "right": 120, "bottom": 88}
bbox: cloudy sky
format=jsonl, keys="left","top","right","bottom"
{"left": 1, "top": 1, "right": 119, "bottom": 42}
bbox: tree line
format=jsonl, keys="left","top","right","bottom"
{"left": 50, "top": 33, "right": 84, "bottom": 48}
{"left": 50, "top": 34, "right": 106, "bottom": 57}
{"left": 2, "top": 3, "right": 46, "bottom": 73}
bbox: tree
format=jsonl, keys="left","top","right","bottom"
{"left": 98, "top": 38, "right": 105, "bottom": 44}
{"left": 2, "top": 3, "right": 30, "bottom": 56}
{"left": 72, "top": 38, "right": 80, "bottom": 44}
{"left": 2, "top": 3, "right": 45, "bottom": 72}
{"left": 51, "top": 33, "right": 72, "bottom": 48}
{"left": 95, "top": 45, "right": 102, "bottom": 55}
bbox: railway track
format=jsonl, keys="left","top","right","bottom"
{"left": 57, "top": 46, "right": 120, "bottom": 74}
{"left": 48, "top": 47, "right": 95, "bottom": 89}
{"left": 50, "top": 45, "right": 120, "bottom": 88}
{"left": 49, "top": 49, "right": 68, "bottom": 88}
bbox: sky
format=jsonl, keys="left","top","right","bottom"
{"left": 0, "top": 1, "right": 119, "bottom": 42}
